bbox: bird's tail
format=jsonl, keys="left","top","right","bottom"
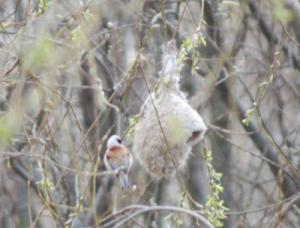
{"left": 118, "top": 170, "right": 130, "bottom": 191}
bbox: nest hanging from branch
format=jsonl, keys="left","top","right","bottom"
{"left": 133, "top": 40, "right": 207, "bottom": 177}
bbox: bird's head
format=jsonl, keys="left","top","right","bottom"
{"left": 107, "top": 135, "right": 123, "bottom": 149}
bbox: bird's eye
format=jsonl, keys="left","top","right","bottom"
{"left": 117, "top": 138, "right": 122, "bottom": 144}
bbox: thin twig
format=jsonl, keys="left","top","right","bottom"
{"left": 101, "top": 204, "right": 214, "bottom": 228}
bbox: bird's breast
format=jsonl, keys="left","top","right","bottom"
{"left": 108, "top": 146, "right": 129, "bottom": 158}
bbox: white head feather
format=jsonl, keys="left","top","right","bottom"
{"left": 107, "top": 135, "right": 122, "bottom": 149}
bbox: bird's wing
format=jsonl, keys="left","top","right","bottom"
{"left": 124, "top": 150, "right": 133, "bottom": 171}
{"left": 104, "top": 149, "right": 113, "bottom": 170}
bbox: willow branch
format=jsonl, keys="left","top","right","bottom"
{"left": 101, "top": 204, "right": 214, "bottom": 228}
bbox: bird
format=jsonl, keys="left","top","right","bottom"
{"left": 104, "top": 135, "right": 133, "bottom": 190}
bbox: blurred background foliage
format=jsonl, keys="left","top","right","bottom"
{"left": 0, "top": 0, "right": 300, "bottom": 227}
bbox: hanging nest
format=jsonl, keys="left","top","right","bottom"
{"left": 133, "top": 41, "right": 207, "bottom": 177}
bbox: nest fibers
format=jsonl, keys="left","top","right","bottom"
{"left": 133, "top": 41, "right": 207, "bottom": 177}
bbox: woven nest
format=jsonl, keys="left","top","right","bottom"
{"left": 133, "top": 41, "right": 207, "bottom": 177}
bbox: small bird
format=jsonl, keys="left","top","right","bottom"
{"left": 104, "top": 135, "right": 133, "bottom": 190}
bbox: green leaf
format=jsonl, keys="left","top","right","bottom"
{"left": 203, "top": 149, "right": 229, "bottom": 227}
{"left": 272, "top": 0, "right": 293, "bottom": 23}
{"left": 38, "top": 0, "right": 49, "bottom": 14}
{"left": 0, "top": 110, "right": 22, "bottom": 149}
{"left": 23, "top": 33, "right": 54, "bottom": 71}
{"left": 242, "top": 107, "right": 255, "bottom": 126}
{"left": 71, "top": 9, "right": 97, "bottom": 48}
